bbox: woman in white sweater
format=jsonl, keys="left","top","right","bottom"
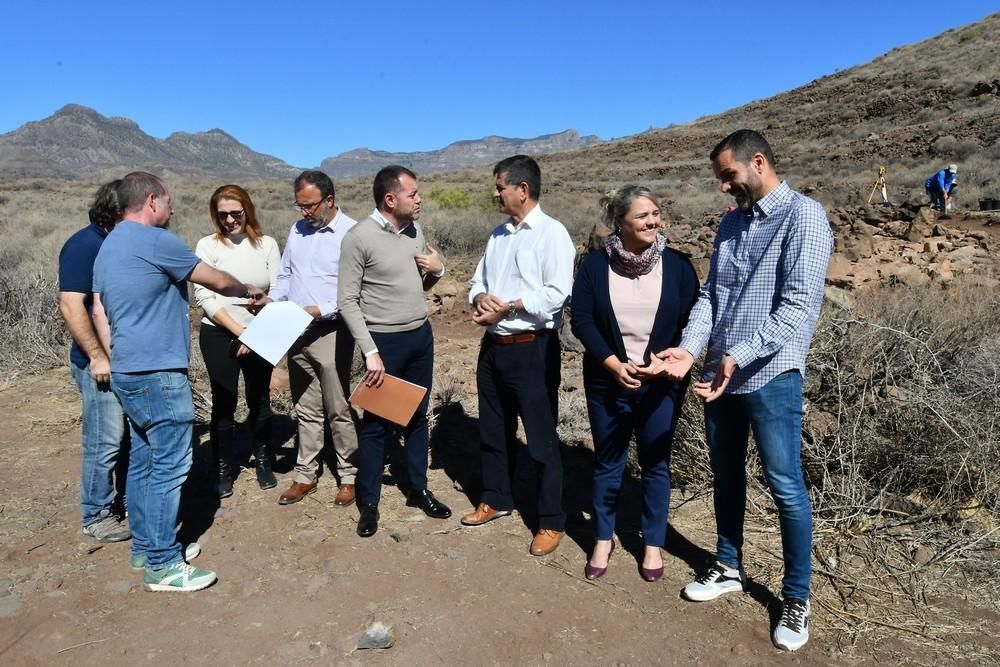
{"left": 194, "top": 185, "right": 281, "bottom": 497}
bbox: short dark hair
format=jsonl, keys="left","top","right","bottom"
{"left": 118, "top": 171, "right": 166, "bottom": 213}
{"left": 493, "top": 155, "right": 541, "bottom": 201}
{"left": 373, "top": 165, "right": 417, "bottom": 210}
{"left": 88, "top": 179, "right": 123, "bottom": 228}
{"left": 294, "top": 169, "right": 335, "bottom": 200}
{"left": 710, "top": 129, "right": 776, "bottom": 167}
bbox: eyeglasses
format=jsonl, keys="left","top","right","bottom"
{"left": 293, "top": 200, "right": 325, "bottom": 214}
{"left": 216, "top": 209, "right": 245, "bottom": 221}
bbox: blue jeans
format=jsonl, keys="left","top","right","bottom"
{"left": 705, "top": 371, "right": 812, "bottom": 601}
{"left": 111, "top": 371, "right": 194, "bottom": 569}
{"left": 72, "top": 363, "right": 129, "bottom": 527}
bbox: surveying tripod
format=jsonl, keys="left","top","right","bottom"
{"left": 867, "top": 165, "right": 890, "bottom": 205}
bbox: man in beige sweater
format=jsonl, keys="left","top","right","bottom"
{"left": 337, "top": 165, "right": 452, "bottom": 537}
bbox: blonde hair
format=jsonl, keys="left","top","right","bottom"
{"left": 599, "top": 185, "right": 660, "bottom": 231}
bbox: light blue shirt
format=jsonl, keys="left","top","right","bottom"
{"left": 93, "top": 221, "right": 201, "bottom": 373}
{"left": 680, "top": 182, "right": 833, "bottom": 393}
{"left": 268, "top": 208, "right": 358, "bottom": 319}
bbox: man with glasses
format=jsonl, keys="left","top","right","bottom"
{"left": 261, "top": 170, "right": 360, "bottom": 507}
{"left": 93, "top": 171, "right": 265, "bottom": 592}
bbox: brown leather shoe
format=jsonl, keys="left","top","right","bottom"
{"left": 333, "top": 483, "right": 356, "bottom": 506}
{"left": 529, "top": 529, "right": 562, "bottom": 556}
{"left": 278, "top": 481, "right": 317, "bottom": 505}
{"left": 460, "top": 502, "right": 512, "bottom": 526}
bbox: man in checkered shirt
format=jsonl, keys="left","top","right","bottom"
{"left": 660, "top": 129, "right": 833, "bottom": 652}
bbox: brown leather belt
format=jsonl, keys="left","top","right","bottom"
{"left": 488, "top": 331, "right": 546, "bottom": 345}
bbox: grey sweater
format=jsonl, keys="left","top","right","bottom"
{"left": 337, "top": 216, "right": 441, "bottom": 355}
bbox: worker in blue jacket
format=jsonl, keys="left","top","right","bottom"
{"left": 925, "top": 164, "right": 958, "bottom": 211}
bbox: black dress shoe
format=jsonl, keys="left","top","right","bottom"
{"left": 407, "top": 489, "right": 452, "bottom": 519}
{"left": 357, "top": 504, "right": 379, "bottom": 537}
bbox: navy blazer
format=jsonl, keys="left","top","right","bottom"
{"left": 570, "top": 246, "right": 700, "bottom": 386}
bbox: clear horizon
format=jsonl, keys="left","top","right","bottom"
{"left": 1, "top": 1, "right": 996, "bottom": 168}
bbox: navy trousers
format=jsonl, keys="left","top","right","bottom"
{"left": 356, "top": 321, "right": 433, "bottom": 507}
{"left": 586, "top": 378, "right": 684, "bottom": 546}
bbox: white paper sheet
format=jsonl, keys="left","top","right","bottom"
{"left": 237, "top": 301, "right": 314, "bottom": 366}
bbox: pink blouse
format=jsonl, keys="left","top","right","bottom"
{"left": 609, "top": 261, "right": 662, "bottom": 365}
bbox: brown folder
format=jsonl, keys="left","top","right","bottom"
{"left": 349, "top": 374, "right": 428, "bottom": 427}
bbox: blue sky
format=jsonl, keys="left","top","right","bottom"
{"left": 1, "top": 1, "right": 996, "bottom": 167}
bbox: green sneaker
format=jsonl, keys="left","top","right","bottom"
{"left": 130, "top": 542, "right": 202, "bottom": 572}
{"left": 143, "top": 562, "right": 217, "bottom": 592}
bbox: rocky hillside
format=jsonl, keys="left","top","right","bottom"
{"left": 320, "top": 129, "right": 601, "bottom": 179}
{"left": 0, "top": 105, "right": 300, "bottom": 181}
{"left": 531, "top": 12, "right": 1000, "bottom": 218}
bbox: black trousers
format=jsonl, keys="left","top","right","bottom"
{"left": 356, "top": 321, "right": 434, "bottom": 506}
{"left": 199, "top": 324, "right": 273, "bottom": 459}
{"left": 476, "top": 331, "right": 564, "bottom": 531}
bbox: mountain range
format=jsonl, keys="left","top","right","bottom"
{"left": 319, "top": 130, "right": 601, "bottom": 179}
{"left": 0, "top": 105, "right": 601, "bottom": 181}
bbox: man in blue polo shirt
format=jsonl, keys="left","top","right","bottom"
{"left": 93, "top": 171, "right": 265, "bottom": 593}
{"left": 58, "top": 180, "right": 130, "bottom": 543}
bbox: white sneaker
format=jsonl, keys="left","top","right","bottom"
{"left": 682, "top": 562, "right": 745, "bottom": 601}
{"left": 130, "top": 542, "right": 202, "bottom": 572}
{"left": 773, "top": 598, "right": 811, "bottom": 651}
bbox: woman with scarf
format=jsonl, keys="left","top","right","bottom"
{"left": 570, "top": 185, "right": 699, "bottom": 582}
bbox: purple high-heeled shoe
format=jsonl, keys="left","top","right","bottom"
{"left": 640, "top": 559, "right": 664, "bottom": 582}
{"left": 584, "top": 541, "right": 615, "bottom": 580}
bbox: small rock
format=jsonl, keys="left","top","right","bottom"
{"left": 913, "top": 545, "right": 935, "bottom": 566}
{"left": 403, "top": 514, "right": 426, "bottom": 523}
{"left": 293, "top": 530, "right": 326, "bottom": 547}
{"left": 445, "top": 549, "right": 463, "bottom": 560}
{"left": 389, "top": 528, "right": 410, "bottom": 543}
{"left": 105, "top": 579, "right": 135, "bottom": 595}
{"left": 357, "top": 622, "right": 394, "bottom": 650}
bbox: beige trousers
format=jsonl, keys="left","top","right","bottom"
{"left": 287, "top": 321, "right": 358, "bottom": 485}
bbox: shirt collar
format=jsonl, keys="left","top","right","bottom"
{"left": 89, "top": 222, "right": 110, "bottom": 238}
{"left": 505, "top": 203, "right": 546, "bottom": 233}
{"left": 300, "top": 207, "right": 344, "bottom": 233}
{"left": 371, "top": 208, "right": 412, "bottom": 235}
{"left": 752, "top": 181, "right": 791, "bottom": 219}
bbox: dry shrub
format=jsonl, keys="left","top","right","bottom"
{"left": 808, "top": 284, "right": 1000, "bottom": 516}
{"left": 0, "top": 271, "right": 68, "bottom": 378}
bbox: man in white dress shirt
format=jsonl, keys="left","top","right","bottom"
{"left": 461, "top": 155, "right": 576, "bottom": 557}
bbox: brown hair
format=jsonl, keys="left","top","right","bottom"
{"left": 209, "top": 184, "right": 263, "bottom": 246}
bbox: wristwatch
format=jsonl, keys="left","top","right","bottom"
{"left": 506, "top": 301, "right": 517, "bottom": 319}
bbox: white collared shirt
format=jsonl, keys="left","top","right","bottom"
{"left": 468, "top": 204, "right": 576, "bottom": 335}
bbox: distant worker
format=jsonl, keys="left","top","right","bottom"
{"left": 94, "top": 171, "right": 265, "bottom": 592}
{"left": 659, "top": 130, "right": 833, "bottom": 651}
{"left": 59, "top": 180, "right": 130, "bottom": 544}
{"left": 463, "top": 155, "right": 576, "bottom": 557}
{"left": 338, "top": 165, "right": 452, "bottom": 538}
{"left": 258, "top": 170, "right": 360, "bottom": 508}
{"left": 925, "top": 163, "right": 957, "bottom": 211}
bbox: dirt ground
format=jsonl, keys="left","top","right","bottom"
{"left": 0, "top": 316, "right": 986, "bottom": 666}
